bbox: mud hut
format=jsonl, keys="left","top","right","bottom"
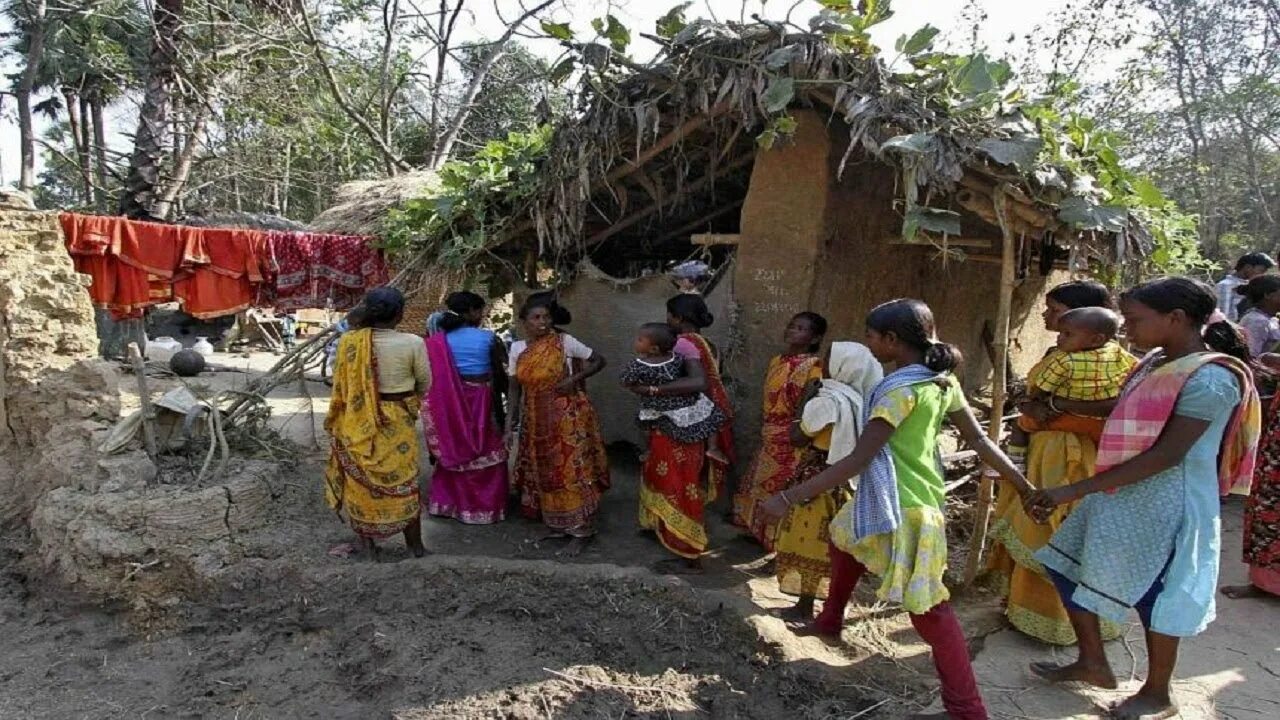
{"left": 305, "top": 171, "right": 455, "bottom": 331}
{"left": 356, "top": 24, "right": 1152, "bottom": 449}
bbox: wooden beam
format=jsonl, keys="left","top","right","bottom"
{"left": 888, "top": 235, "right": 993, "bottom": 248}
{"left": 604, "top": 102, "right": 731, "bottom": 185}
{"left": 651, "top": 200, "right": 746, "bottom": 246}
{"left": 586, "top": 153, "right": 755, "bottom": 247}
{"left": 691, "top": 233, "right": 742, "bottom": 246}
{"left": 956, "top": 188, "right": 1041, "bottom": 238}
{"left": 964, "top": 188, "right": 1019, "bottom": 586}
{"left": 958, "top": 175, "right": 1056, "bottom": 231}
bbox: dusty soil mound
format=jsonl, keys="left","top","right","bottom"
{"left": 0, "top": 557, "right": 873, "bottom": 719}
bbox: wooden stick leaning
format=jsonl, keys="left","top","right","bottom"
{"left": 963, "top": 187, "right": 1017, "bottom": 586}
{"left": 127, "top": 342, "right": 160, "bottom": 465}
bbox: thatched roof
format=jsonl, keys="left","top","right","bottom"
{"left": 309, "top": 171, "right": 440, "bottom": 235}
{"left": 381, "top": 22, "right": 1156, "bottom": 279}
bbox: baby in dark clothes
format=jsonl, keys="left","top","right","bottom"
{"left": 620, "top": 323, "right": 728, "bottom": 459}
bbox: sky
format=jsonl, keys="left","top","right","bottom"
{"left": 0, "top": 0, "right": 1102, "bottom": 188}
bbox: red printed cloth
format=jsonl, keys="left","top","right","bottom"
{"left": 268, "top": 232, "right": 387, "bottom": 312}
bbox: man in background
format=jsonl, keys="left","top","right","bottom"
{"left": 1217, "top": 252, "right": 1276, "bottom": 321}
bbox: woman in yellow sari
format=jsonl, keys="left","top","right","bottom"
{"left": 508, "top": 293, "right": 610, "bottom": 556}
{"left": 987, "top": 280, "right": 1125, "bottom": 644}
{"left": 324, "top": 288, "right": 428, "bottom": 559}
{"left": 733, "top": 312, "right": 826, "bottom": 545}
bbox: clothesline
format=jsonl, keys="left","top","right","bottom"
{"left": 59, "top": 213, "right": 390, "bottom": 321}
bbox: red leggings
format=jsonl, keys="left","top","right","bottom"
{"left": 815, "top": 542, "right": 988, "bottom": 720}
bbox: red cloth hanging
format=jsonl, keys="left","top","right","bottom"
{"left": 60, "top": 213, "right": 154, "bottom": 320}
{"left": 60, "top": 214, "right": 385, "bottom": 320}
{"left": 173, "top": 227, "right": 269, "bottom": 319}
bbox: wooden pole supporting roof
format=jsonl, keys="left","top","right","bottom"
{"left": 964, "top": 188, "right": 1018, "bottom": 586}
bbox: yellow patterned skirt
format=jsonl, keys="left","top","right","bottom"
{"left": 986, "top": 429, "right": 1121, "bottom": 644}
{"left": 324, "top": 397, "right": 423, "bottom": 539}
{"left": 831, "top": 502, "right": 950, "bottom": 615}
{"left": 775, "top": 451, "right": 851, "bottom": 598}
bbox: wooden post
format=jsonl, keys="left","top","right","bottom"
{"left": 127, "top": 342, "right": 159, "bottom": 463}
{"left": 963, "top": 189, "right": 1017, "bottom": 585}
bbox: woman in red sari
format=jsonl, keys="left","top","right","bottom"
{"left": 636, "top": 294, "right": 736, "bottom": 572}
{"left": 732, "top": 312, "right": 827, "bottom": 545}
{"left": 508, "top": 293, "right": 610, "bottom": 556}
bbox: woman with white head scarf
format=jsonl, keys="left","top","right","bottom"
{"left": 774, "top": 341, "right": 883, "bottom": 621}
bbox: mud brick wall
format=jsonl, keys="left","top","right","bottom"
{"left": 0, "top": 207, "right": 122, "bottom": 525}
{"left": 729, "top": 111, "right": 1060, "bottom": 458}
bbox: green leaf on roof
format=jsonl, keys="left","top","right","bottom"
{"left": 897, "top": 25, "right": 940, "bottom": 55}
{"left": 540, "top": 21, "right": 573, "bottom": 41}
{"left": 764, "top": 45, "right": 798, "bottom": 69}
{"left": 903, "top": 207, "right": 962, "bottom": 241}
{"left": 656, "top": 3, "right": 692, "bottom": 39}
{"left": 1058, "top": 196, "right": 1129, "bottom": 232}
{"left": 1132, "top": 177, "right": 1167, "bottom": 207}
{"left": 953, "top": 54, "right": 995, "bottom": 96}
{"left": 762, "top": 76, "right": 795, "bottom": 113}
{"left": 591, "top": 15, "right": 631, "bottom": 53}
{"left": 979, "top": 135, "right": 1043, "bottom": 169}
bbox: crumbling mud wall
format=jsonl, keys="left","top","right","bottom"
{"left": 0, "top": 201, "right": 275, "bottom": 599}
{"left": 0, "top": 201, "right": 123, "bottom": 526}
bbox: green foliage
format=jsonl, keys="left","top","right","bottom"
{"left": 383, "top": 127, "right": 552, "bottom": 265}
{"left": 591, "top": 15, "right": 630, "bottom": 54}
{"left": 656, "top": 3, "right": 693, "bottom": 39}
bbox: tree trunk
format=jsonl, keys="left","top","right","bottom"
{"left": 90, "top": 91, "right": 109, "bottom": 211}
{"left": 63, "top": 88, "right": 94, "bottom": 205}
{"left": 153, "top": 105, "right": 208, "bottom": 221}
{"left": 78, "top": 92, "right": 94, "bottom": 199}
{"left": 16, "top": 0, "right": 50, "bottom": 193}
{"left": 118, "top": 0, "right": 184, "bottom": 219}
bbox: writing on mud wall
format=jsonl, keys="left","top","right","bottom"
{"left": 751, "top": 268, "right": 800, "bottom": 315}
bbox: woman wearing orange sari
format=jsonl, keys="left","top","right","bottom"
{"left": 733, "top": 312, "right": 827, "bottom": 545}
{"left": 637, "top": 294, "right": 736, "bottom": 572}
{"left": 508, "top": 293, "right": 610, "bottom": 555}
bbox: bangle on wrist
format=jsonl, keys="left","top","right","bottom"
{"left": 780, "top": 489, "right": 793, "bottom": 506}
{"left": 1047, "top": 396, "right": 1061, "bottom": 413}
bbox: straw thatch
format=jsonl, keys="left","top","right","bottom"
{"left": 308, "top": 171, "right": 441, "bottom": 235}
{"left": 348, "top": 21, "right": 1153, "bottom": 281}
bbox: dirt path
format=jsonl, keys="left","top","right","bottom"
{"left": 14, "top": 352, "right": 1278, "bottom": 718}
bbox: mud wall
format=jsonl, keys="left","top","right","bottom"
{"left": 728, "top": 112, "right": 1062, "bottom": 456}
{"left": 0, "top": 206, "right": 124, "bottom": 526}
{"left": 557, "top": 264, "right": 734, "bottom": 448}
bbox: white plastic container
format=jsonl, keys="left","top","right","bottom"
{"left": 146, "top": 336, "right": 182, "bottom": 362}
{"left": 192, "top": 337, "right": 215, "bottom": 358}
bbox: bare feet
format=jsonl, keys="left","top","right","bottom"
{"left": 653, "top": 557, "right": 704, "bottom": 575}
{"left": 779, "top": 604, "right": 814, "bottom": 622}
{"left": 1110, "top": 691, "right": 1178, "bottom": 719}
{"left": 907, "top": 713, "right": 953, "bottom": 720}
{"left": 1030, "top": 659, "right": 1118, "bottom": 689}
{"left": 1222, "top": 584, "right": 1266, "bottom": 599}
{"left": 408, "top": 543, "right": 427, "bottom": 559}
{"left": 558, "top": 536, "right": 591, "bottom": 557}
{"left": 356, "top": 536, "right": 382, "bottom": 562}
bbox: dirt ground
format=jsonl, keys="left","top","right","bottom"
{"left": 4, "top": 350, "right": 1278, "bottom": 719}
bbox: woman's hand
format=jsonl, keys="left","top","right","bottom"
{"left": 1024, "top": 486, "right": 1071, "bottom": 523}
{"left": 758, "top": 493, "right": 791, "bottom": 522}
{"left": 1019, "top": 398, "right": 1058, "bottom": 425}
{"left": 554, "top": 378, "right": 577, "bottom": 396}
{"left": 788, "top": 420, "right": 810, "bottom": 447}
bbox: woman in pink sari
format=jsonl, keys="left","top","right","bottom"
{"left": 422, "top": 291, "right": 510, "bottom": 524}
